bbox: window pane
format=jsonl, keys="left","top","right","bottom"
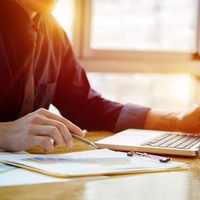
{"left": 91, "top": 0, "right": 198, "bottom": 52}
{"left": 52, "top": 0, "right": 74, "bottom": 41}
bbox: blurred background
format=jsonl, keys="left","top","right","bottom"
{"left": 51, "top": 0, "right": 200, "bottom": 112}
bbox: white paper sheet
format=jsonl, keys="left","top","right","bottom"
{"left": 0, "top": 164, "right": 68, "bottom": 187}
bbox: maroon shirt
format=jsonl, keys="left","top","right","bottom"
{"left": 0, "top": 0, "right": 150, "bottom": 132}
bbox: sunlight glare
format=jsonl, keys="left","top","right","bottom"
{"left": 52, "top": 0, "right": 74, "bottom": 39}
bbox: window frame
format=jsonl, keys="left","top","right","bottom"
{"left": 72, "top": 0, "right": 200, "bottom": 74}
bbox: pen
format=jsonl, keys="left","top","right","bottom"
{"left": 127, "top": 151, "right": 172, "bottom": 163}
{"left": 71, "top": 133, "right": 99, "bottom": 149}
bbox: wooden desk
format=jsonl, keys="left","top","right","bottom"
{"left": 0, "top": 131, "right": 200, "bottom": 200}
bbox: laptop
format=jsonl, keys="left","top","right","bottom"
{"left": 95, "top": 129, "right": 200, "bottom": 157}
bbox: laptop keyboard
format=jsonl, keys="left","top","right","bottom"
{"left": 142, "top": 133, "right": 200, "bottom": 149}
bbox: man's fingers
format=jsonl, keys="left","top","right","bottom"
{"left": 35, "top": 108, "right": 84, "bottom": 137}
{"left": 29, "top": 108, "right": 85, "bottom": 148}
{"left": 32, "top": 136, "right": 55, "bottom": 153}
{"left": 31, "top": 115, "right": 73, "bottom": 148}
{"left": 62, "top": 119, "right": 85, "bottom": 137}
{"left": 33, "top": 125, "right": 64, "bottom": 147}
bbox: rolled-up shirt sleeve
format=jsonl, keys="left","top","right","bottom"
{"left": 114, "top": 103, "right": 151, "bottom": 133}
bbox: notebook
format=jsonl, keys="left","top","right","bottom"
{"left": 95, "top": 129, "right": 200, "bottom": 157}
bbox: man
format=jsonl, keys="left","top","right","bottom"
{"left": 0, "top": 0, "right": 200, "bottom": 153}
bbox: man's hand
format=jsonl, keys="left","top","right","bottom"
{"left": 176, "top": 103, "right": 200, "bottom": 133}
{"left": 0, "top": 108, "right": 85, "bottom": 152}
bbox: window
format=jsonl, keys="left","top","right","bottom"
{"left": 79, "top": 0, "right": 200, "bottom": 74}
{"left": 53, "top": 0, "right": 200, "bottom": 65}
{"left": 91, "top": 0, "right": 198, "bottom": 52}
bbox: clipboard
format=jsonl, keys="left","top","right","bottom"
{"left": 0, "top": 149, "right": 188, "bottom": 178}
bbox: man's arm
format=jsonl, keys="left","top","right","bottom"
{"left": 144, "top": 103, "right": 200, "bottom": 133}
{"left": 144, "top": 109, "right": 178, "bottom": 131}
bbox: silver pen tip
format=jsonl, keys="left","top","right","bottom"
{"left": 89, "top": 142, "right": 99, "bottom": 149}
